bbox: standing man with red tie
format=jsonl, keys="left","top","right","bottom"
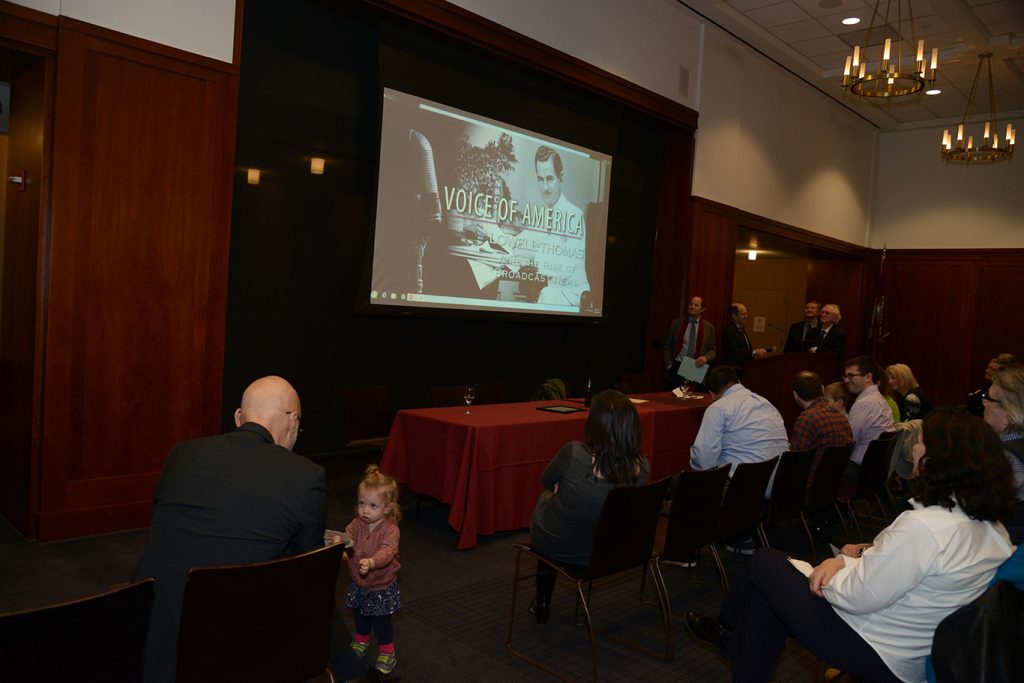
{"left": 663, "top": 295, "right": 717, "bottom": 388}
{"left": 722, "top": 303, "right": 770, "bottom": 365}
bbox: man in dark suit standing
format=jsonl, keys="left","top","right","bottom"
{"left": 784, "top": 300, "right": 821, "bottom": 353}
{"left": 721, "top": 303, "right": 770, "bottom": 365}
{"left": 812, "top": 303, "right": 847, "bottom": 356}
{"left": 133, "top": 376, "right": 371, "bottom": 683}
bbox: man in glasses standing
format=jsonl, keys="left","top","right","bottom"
{"left": 841, "top": 356, "right": 894, "bottom": 484}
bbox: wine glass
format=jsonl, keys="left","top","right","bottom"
{"left": 463, "top": 385, "right": 476, "bottom": 414}
{"left": 680, "top": 380, "right": 692, "bottom": 399}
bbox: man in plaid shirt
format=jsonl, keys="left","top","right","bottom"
{"left": 791, "top": 370, "right": 853, "bottom": 493}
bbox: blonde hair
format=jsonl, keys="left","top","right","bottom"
{"left": 824, "top": 381, "right": 851, "bottom": 411}
{"left": 886, "top": 363, "right": 919, "bottom": 392}
{"left": 356, "top": 464, "right": 401, "bottom": 524}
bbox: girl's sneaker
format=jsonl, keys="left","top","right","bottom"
{"left": 375, "top": 652, "right": 397, "bottom": 674}
{"left": 350, "top": 640, "right": 368, "bottom": 657}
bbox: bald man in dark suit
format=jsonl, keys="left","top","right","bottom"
{"left": 133, "top": 376, "right": 371, "bottom": 683}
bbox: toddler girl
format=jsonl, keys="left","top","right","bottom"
{"left": 344, "top": 465, "right": 402, "bottom": 675}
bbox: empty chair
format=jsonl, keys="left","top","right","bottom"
{"left": 756, "top": 449, "right": 814, "bottom": 549}
{"left": 175, "top": 542, "right": 345, "bottom": 683}
{"left": 0, "top": 579, "right": 154, "bottom": 682}
{"left": 836, "top": 432, "right": 897, "bottom": 542}
{"left": 476, "top": 382, "right": 509, "bottom": 405}
{"left": 651, "top": 465, "right": 731, "bottom": 601}
{"left": 508, "top": 478, "right": 672, "bottom": 680}
{"left": 712, "top": 457, "right": 780, "bottom": 591}
{"left": 430, "top": 384, "right": 470, "bottom": 408}
{"left": 800, "top": 443, "right": 853, "bottom": 561}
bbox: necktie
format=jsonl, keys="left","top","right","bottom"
{"left": 686, "top": 320, "right": 697, "bottom": 358}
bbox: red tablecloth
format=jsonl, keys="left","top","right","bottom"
{"left": 380, "top": 394, "right": 710, "bottom": 549}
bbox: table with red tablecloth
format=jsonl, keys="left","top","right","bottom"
{"left": 379, "top": 394, "right": 710, "bottom": 549}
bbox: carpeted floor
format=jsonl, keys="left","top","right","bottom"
{"left": 0, "top": 470, "right": 871, "bottom": 681}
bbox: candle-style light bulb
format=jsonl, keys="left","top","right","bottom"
{"left": 930, "top": 48, "right": 938, "bottom": 70}
{"left": 883, "top": 38, "right": 891, "bottom": 61}
{"left": 844, "top": 55, "right": 852, "bottom": 76}
{"left": 916, "top": 40, "right": 924, "bottom": 63}
{"left": 957, "top": 124, "right": 963, "bottom": 142}
{"left": 984, "top": 122, "right": 991, "bottom": 140}
{"left": 853, "top": 45, "right": 860, "bottom": 67}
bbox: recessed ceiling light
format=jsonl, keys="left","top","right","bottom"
{"left": 841, "top": 17, "right": 861, "bottom": 26}
{"left": 925, "top": 88, "right": 941, "bottom": 95}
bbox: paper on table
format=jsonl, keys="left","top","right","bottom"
{"left": 677, "top": 356, "right": 709, "bottom": 383}
{"left": 629, "top": 398, "right": 649, "bottom": 404}
{"left": 788, "top": 557, "right": 815, "bottom": 577}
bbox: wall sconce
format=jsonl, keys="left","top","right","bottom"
{"left": 310, "top": 157, "right": 325, "bottom": 175}
{"left": 247, "top": 168, "right": 260, "bottom": 185}
{"left": 748, "top": 250, "right": 758, "bottom": 261}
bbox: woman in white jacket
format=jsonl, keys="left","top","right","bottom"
{"left": 686, "top": 407, "right": 1016, "bottom": 683}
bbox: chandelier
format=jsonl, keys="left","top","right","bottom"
{"left": 940, "top": 54, "right": 1016, "bottom": 164}
{"left": 840, "top": 0, "right": 937, "bottom": 98}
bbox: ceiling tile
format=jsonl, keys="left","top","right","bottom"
{"left": 790, "top": 34, "right": 851, "bottom": 56}
{"left": 969, "top": 1, "right": 1024, "bottom": 26}
{"left": 745, "top": 2, "right": 812, "bottom": 28}
{"left": 789, "top": 0, "right": 867, "bottom": 20}
{"left": 770, "top": 18, "right": 832, "bottom": 42}
{"left": 725, "top": 0, "right": 784, "bottom": 11}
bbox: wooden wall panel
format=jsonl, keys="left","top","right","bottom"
{"left": 688, "top": 198, "right": 738, "bottom": 334}
{"left": 645, "top": 131, "right": 695, "bottom": 380}
{"left": 37, "top": 24, "right": 238, "bottom": 540}
{"left": 868, "top": 250, "right": 1024, "bottom": 407}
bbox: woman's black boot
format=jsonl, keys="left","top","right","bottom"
{"left": 529, "top": 595, "right": 550, "bottom": 624}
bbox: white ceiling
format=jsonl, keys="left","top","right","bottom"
{"left": 675, "top": 0, "right": 1024, "bottom": 130}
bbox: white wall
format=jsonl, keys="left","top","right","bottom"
{"left": 8, "top": 0, "right": 236, "bottom": 63}
{"left": 451, "top": 0, "right": 877, "bottom": 246}
{"left": 448, "top": 0, "right": 703, "bottom": 112}
{"left": 872, "top": 122, "right": 1024, "bottom": 248}
{"left": 693, "top": 26, "right": 876, "bottom": 246}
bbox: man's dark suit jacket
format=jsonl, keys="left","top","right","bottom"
{"left": 721, "top": 321, "right": 756, "bottom": 365}
{"left": 133, "top": 422, "right": 327, "bottom": 683}
{"left": 662, "top": 317, "right": 717, "bottom": 367}
{"left": 784, "top": 320, "right": 820, "bottom": 353}
{"left": 816, "top": 325, "right": 847, "bottom": 356}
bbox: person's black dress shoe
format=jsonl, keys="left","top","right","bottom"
{"left": 529, "top": 597, "right": 550, "bottom": 624}
{"left": 685, "top": 611, "right": 732, "bottom": 655}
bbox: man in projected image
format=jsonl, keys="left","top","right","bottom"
{"left": 525, "top": 145, "right": 590, "bottom": 307}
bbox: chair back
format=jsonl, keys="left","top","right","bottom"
{"left": 660, "top": 466, "right": 730, "bottom": 562}
{"left": 175, "top": 542, "right": 344, "bottom": 683}
{"left": 476, "top": 382, "right": 509, "bottom": 405}
{"left": 804, "top": 443, "right": 853, "bottom": 512}
{"left": 763, "top": 449, "right": 814, "bottom": 526}
{"left": 586, "top": 478, "right": 670, "bottom": 580}
{"left": 430, "top": 384, "right": 468, "bottom": 408}
{"left": 344, "top": 385, "right": 391, "bottom": 446}
{"left": 853, "top": 432, "right": 896, "bottom": 501}
{"left": 0, "top": 579, "right": 154, "bottom": 682}
{"left": 717, "top": 457, "right": 779, "bottom": 540}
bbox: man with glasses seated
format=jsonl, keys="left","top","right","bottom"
{"left": 841, "top": 356, "right": 895, "bottom": 485}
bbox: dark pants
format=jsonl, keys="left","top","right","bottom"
{"left": 720, "top": 548, "right": 899, "bottom": 683}
{"left": 535, "top": 560, "right": 586, "bottom": 601}
{"left": 352, "top": 610, "right": 395, "bottom": 645}
{"left": 330, "top": 603, "right": 369, "bottom": 680}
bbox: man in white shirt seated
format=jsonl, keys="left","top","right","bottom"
{"left": 842, "top": 355, "right": 895, "bottom": 484}
{"left": 690, "top": 365, "right": 790, "bottom": 476}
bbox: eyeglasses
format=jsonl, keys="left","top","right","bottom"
{"left": 842, "top": 372, "right": 863, "bottom": 380}
{"left": 981, "top": 390, "right": 1002, "bottom": 406}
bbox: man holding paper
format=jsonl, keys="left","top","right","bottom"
{"left": 662, "top": 295, "right": 717, "bottom": 387}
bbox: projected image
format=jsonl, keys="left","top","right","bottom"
{"left": 369, "top": 89, "right": 612, "bottom": 317}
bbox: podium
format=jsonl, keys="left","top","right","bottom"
{"left": 735, "top": 352, "right": 839, "bottom": 429}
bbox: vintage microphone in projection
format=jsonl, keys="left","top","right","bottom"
{"left": 408, "top": 129, "right": 443, "bottom": 294}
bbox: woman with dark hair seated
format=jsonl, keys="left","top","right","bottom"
{"left": 528, "top": 389, "right": 649, "bottom": 623}
{"left": 686, "top": 407, "right": 1015, "bottom": 683}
